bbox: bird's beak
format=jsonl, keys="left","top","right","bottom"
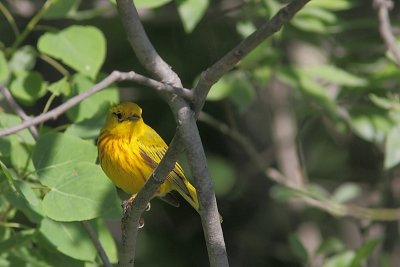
{"left": 127, "top": 114, "right": 141, "bottom": 121}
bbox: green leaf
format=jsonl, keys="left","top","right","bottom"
{"left": 33, "top": 132, "right": 97, "bottom": 186}
{"left": 296, "top": 69, "right": 337, "bottom": 117}
{"left": 207, "top": 71, "right": 256, "bottom": 110}
{"left": 9, "top": 45, "right": 36, "bottom": 73}
{"left": 384, "top": 125, "right": 400, "bottom": 169}
{"left": 178, "top": 0, "right": 209, "bottom": 33}
{"left": 331, "top": 183, "right": 361, "bottom": 204}
{"left": 207, "top": 76, "right": 232, "bottom": 101}
{"left": 323, "top": 251, "right": 355, "bottom": 267}
{"left": 0, "top": 114, "right": 36, "bottom": 145}
{"left": 10, "top": 71, "right": 47, "bottom": 106}
{"left": 135, "top": 0, "right": 172, "bottom": 8}
{"left": 39, "top": 218, "right": 96, "bottom": 261}
{"left": 0, "top": 50, "right": 10, "bottom": 83}
{"left": 42, "top": 162, "right": 120, "bottom": 221}
{"left": 269, "top": 185, "right": 299, "bottom": 202}
{"left": 207, "top": 154, "right": 236, "bottom": 197}
{"left": 349, "top": 239, "right": 380, "bottom": 267}
{"left": 0, "top": 161, "right": 42, "bottom": 223}
{"left": 65, "top": 73, "right": 118, "bottom": 123}
{"left": 10, "top": 140, "right": 34, "bottom": 174}
{"left": 309, "top": 0, "right": 353, "bottom": 11}
{"left": 48, "top": 77, "right": 71, "bottom": 96}
{"left": 303, "top": 65, "right": 367, "bottom": 87}
{"left": 316, "top": 237, "right": 345, "bottom": 255}
{"left": 0, "top": 229, "right": 36, "bottom": 254}
{"left": 37, "top": 25, "right": 106, "bottom": 79}
{"left": 228, "top": 73, "right": 255, "bottom": 112}
{"left": 43, "top": 0, "right": 79, "bottom": 19}
{"left": 65, "top": 111, "right": 106, "bottom": 139}
{"left": 350, "top": 107, "right": 395, "bottom": 143}
{"left": 289, "top": 234, "right": 309, "bottom": 263}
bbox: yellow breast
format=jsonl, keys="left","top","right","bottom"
{"left": 98, "top": 134, "right": 153, "bottom": 194}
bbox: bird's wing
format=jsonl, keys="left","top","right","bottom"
{"left": 137, "top": 125, "right": 190, "bottom": 196}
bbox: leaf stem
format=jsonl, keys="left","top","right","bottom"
{"left": 10, "top": 0, "right": 54, "bottom": 52}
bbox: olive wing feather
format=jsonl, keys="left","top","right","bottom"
{"left": 137, "top": 125, "right": 190, "bottom": 196}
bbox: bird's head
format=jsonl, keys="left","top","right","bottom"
{"left": 102, "top": 102, "right": 144, "bottom": 138}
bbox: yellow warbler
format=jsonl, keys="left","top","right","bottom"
{"left": 98, "top": 102, "right": 199, "bottom": 212}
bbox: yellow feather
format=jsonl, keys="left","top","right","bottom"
{"left": 98, "top": 102, "right": 199, "bottom": 212}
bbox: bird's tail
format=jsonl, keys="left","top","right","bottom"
{"left": 177, "top": 180, "right": 223, "bottom": 223}
{"left": 178, "top": 180, "right": 199, "bottom": 211}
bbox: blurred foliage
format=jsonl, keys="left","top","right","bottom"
{"left": 1, "top": 0, "right": 400, "bottom": 266}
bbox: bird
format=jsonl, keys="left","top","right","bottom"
{"left": 97, "top": 102, "right": 200, "bottom": 214}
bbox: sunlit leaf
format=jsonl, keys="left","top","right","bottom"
{"left": 331, "top": 183, "right": 361, "bottom": 204}
{"left": 178, "top": 0, "right": 209, "bottom": 33}
{"left": 303, "top": 65, "right": 367, "bottom": 87}
{"left": 350, "top": 107, "right": 395, "bottom": 143}
{"left": 323, "top": 251, "right": 355, "bottom": 267}
{"left": 384, "top": 126, "right": 400, "bottom": 169}
{"left": 316, "top": 237, "right": 345, "bottom": 255}
{"left": 39, "top": 218, "right": 96, "bottom": 261}
{"left": 38, "top": 25, "right": 106, "bottom": 79}
{"left": 42, "top": 162, "right": 121, "bottom": 221}
{"left": 48, "top": 77, "right": 71, "bottom": 96}
{"left": 33, "top": 132, "right": 120, "bottom": 221}
{"left": 10, "top": 71, "right": 47, "bottom": 106}
{"left": 9, "top": 46, "right": 36, "bottom": 72}
{"left": 43, "top": 0, "right": 79, "bottom": 19}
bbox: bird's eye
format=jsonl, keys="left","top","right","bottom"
{"left": 112, "top": 112, "right": 123, "bottom": 121}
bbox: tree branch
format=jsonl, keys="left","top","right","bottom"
{"left": 0, "top": 85, "right": 39, "bottom": 139}
{"left": 116, "top": 0, "right": 181, "bottom": 85}
{"left": 115, "top": 0, "right": 228, "bottom": 266}
{"left": 0, "top": 71, "right": 192, "bottom": 137}
{"left": 200, "top": 111, "right": 400, "bottom": 221}
{"left": 193, "top": 0, "right": 311, "bottom": 113}
{"left": 374, "top": 0, "right": 400, "bottom": 65}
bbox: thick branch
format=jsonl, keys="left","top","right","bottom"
{"left": 116, "top": 0, "right": 181, "bottom": 85}
{"left": 193, "top": 0, "right": 310, "bottom": 113}
{"left": 0, "top": 71, "right": 192, "bottom": 137}
{"left": 268, "top": 76, "right": 304, "bottom": 187}
{"left": 374, "top": 0, "right": 400, "bottom": 65}
{"left": 119, "top": 136, "right": 183, "bottom": 267}
{"left": 115, "top": 1, "right": 228, "bottom": 266}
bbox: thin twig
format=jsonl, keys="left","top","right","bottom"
{"left": 0, "top": 2, "right": 20, "bottom": 39}
{"left": 0, "top": 71, "right": 192, "bottom": 137}
{"left": 81, "top": 221, "right": 112, "bottom": 267}
{"left": 193, "top": 0, "right": 311, "bottom": 114}
{"left": 0, "top": 85, "right": 39, "bottom": 139}
{"left": 374, "top": 0, "right": 400, "bottom": 65}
